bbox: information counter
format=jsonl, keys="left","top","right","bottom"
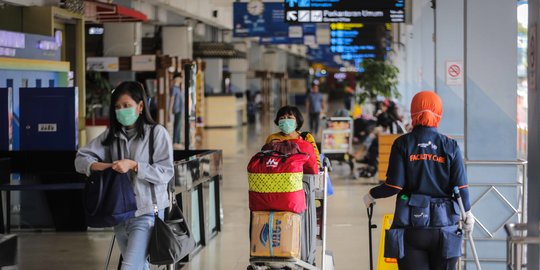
{"left": 205, "top": 93, "right": 246, "bottom": 128}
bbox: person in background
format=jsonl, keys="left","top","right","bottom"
{"left": 75, "top": 81, "right": 174, "bottom": 270}
{"left": 305, "top": 81, "right": 325, "bottom": 136}
{"left": 266, "top": 105, "right": 320, "bottom": 173}
{"left": 362, "top": 91, "right": 474, "bottom": 270}
{"left": 169, "top": 73, "right": 184, "bottom": 147}
{"left": 344, "top": 85, "right": 355, "bottom": 111}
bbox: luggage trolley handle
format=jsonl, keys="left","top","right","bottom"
{"left": 367, "top": 204, "right": 377, "bottom": 270}
{"left": 323, "top": 157, "right": 333, "bottom": 172}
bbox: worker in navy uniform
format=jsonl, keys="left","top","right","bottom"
{"left": 362, "top": 91, "right": 475, "bottom": 270}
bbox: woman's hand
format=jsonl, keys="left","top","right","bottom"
{"left": 112, "top": 159, "right": 138, "bottom": 174}
{"left": 90, "top": 162, "right": 113, "bottom": 172}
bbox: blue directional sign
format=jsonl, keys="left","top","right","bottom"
{"left": 259, "top": 23, "right": 316, "bottom": 44}
{"left": 234, "top": 2, "right": 316, "bottom": 41}
{"left": 234, "top": 2, "right": 289, "bottom": 37}
{"left": 285, "top": 0, "right": 405, "bottom": 23}
{"left": 329, "top": 24, "right": 384, "bottom": 60}
{"left": 308, "top": 45, "right": 337, "bottom": 64}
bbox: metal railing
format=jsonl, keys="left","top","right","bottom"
{"left": 462, "top": 159, "right": 528, "bottom": 267}
{"left": 504, "top": 223, "right": 540, "bottom": 270}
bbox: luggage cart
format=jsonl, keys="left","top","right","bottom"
{"left": 248, "top": 163, "right": 334, "bottom": 270}
{"left": 320, "top": 117, "right": 354, "bottom": 175}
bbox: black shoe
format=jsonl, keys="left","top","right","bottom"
{"left": 359, "top": 167, "right": 376, "bottom": 178}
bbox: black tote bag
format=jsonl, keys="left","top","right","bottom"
{"left": 146, "top": 125, "right": 196, "bottom": 265}
{"left": 148, "top": 200, "right": 196, "bottom": 265}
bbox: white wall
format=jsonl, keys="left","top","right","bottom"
{"left": 392, "top": 0, "right": 435, "bottom": 108}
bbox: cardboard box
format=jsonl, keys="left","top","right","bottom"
{"left": 250, "top": 211, "right": 301, "bottom": 258}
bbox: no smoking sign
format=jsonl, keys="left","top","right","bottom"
{"left": 446, "top": 61, "right": 463, "bottom": 86}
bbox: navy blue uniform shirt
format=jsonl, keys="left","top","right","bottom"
{"left": 370, "top": 126, "right": 470, "bottom": 210}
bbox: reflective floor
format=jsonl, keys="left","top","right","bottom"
{"left": 14, "top": 115, "right": 397, "bottom": 270}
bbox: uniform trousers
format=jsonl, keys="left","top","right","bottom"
{"left": 398, "top": 228, "right": 458, "bottom": 270}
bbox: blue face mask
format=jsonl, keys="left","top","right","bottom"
{"left": 278, "top": 119, "right": 297, "bottom": 134}
{"left": 116, "top": 107, "right": 139, "bottom": 126}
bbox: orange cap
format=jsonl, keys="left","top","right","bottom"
{"left": 410, "top": 91, "right": 442, "bottom": 127}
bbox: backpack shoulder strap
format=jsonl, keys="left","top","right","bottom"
{"left": 149, "top": 125, "right": 156, "bottom": 164}
{"left": 148, "top": 125, "right": 159, "bottom": 214}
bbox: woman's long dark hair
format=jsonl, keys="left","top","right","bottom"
{"left": 102, "top": 81, "right": 157, "bottom": 146}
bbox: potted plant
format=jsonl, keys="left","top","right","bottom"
{"left": 85, "top": 71, "right": 113, "bottom": 141}
{"left": 357, "top": 59, "right": 400, "bottom": 104}
{"left": 86, "top": 71, "right": 112, "bottom": 122}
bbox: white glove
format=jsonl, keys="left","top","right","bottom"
{"left": 363, "top": 193, "right": 376, "bottom": 208}
{"left": 462, "top": 211, "right": 475, "bottom": 232}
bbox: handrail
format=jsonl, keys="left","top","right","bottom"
{"left": 505, "top": 223, "right": 540, "bottom": 270}
{"left": 462, "top": 159, "right": 528, "bottom": 269}
{"left": 464, "top": 159, "right": 527, "bottom": 165}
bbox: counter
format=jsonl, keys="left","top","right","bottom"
{"left": 205, "top": 93, "right": 246, "bottom": 128}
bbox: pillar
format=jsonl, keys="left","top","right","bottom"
{"left": 465, "top": 0, "right": 518, "bottom": 269}
{"left": 204, "top": 59, "right": 223, "bottom": 93}
{"left": 162, "top": 26, "right": 193, "bottom": 60}
{"left": 229, "top": 43, "right": 248, "bottom": 94}
{"left": 103, "top": 23, "right": 142, "bottom": 85}
{"left": 103, "top": 22, "right": 142, "bottom": 56}
{"left": 528, "top": 0, "right": 540, "bottom": 269}
{"left": 435, "top": 0, "right": 465, "bottom": 141}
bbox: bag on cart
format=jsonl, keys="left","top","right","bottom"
{"left": 248, "top": 149, "right": 309, "bottom": 214}
{"left": 301, "top": 175, "right": 317, "bottom": 264}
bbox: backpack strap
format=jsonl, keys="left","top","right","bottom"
{"left": 149, "top": 125, "right": 156, "bottom": 164}
{"left": 300, "top": 131, "right": 310, "bottom": 140}
{"left": 148, "top": 125, "right": 159, "bottom": 215}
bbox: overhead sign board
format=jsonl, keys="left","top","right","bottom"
{"left": 285, "top": 0, "right": 405, "bottom": 23}
{"left": 259, "top": 23, "right": 316, "bottom": 44}
{"left": 234, "top": 2, "right": 317, "bottom": 42}
{"left": 330, "top": 24, "right": 386, "bottom": 61}
{"left": 330, "top": 24, "right": 378, "bottom": 53}
{"left": 307, "top": 45, "right": 342, "bottom": 67}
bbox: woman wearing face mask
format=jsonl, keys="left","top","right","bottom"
{"left": 75, "top": 81, "right": 174, "bottom": 270}
{"left": 265, "top": 105, "right": 319, "bottom": 174}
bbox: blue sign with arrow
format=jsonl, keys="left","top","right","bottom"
{"left": 234, "top": 2, "right": 316, "bottom": 43}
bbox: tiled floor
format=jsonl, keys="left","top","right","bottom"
{"left": 13, "top": 115, "right": 396, "bottom": 270}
